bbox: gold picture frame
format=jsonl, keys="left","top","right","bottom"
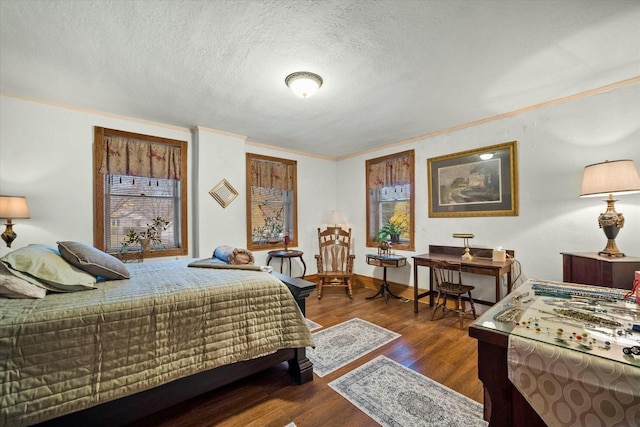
{"left": 209, "top": 179, "right": 239, "bottom": 208}
{"left": 427, "top": 141, "right": 518, "bottom": 217}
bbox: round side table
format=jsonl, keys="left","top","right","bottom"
{"left": 266, "top": 250, "right": 306, "bottom": 278}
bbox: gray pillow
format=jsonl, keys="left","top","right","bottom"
{"left": 0, "top": 261, "right": 46, "bottom": 299}
{"left": 57, "top": 241, "right": 130, "bottom": 280}
{"left": 1, "top": 244, "right": 96, "bottom": 292}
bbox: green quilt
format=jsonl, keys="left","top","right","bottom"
{"left": 0, "top": 259, "right": 313, "bottom": 426}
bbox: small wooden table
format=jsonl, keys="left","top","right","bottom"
{"left": 413, "top": 245, "right": 514, "bottom": 313}
{"left": 267, "top": 250, "right": 306, "bottom": 278}
{"left": 365, "top": 254, "right": 407, "bottom": 304}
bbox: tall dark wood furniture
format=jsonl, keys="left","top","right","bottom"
{"left": 562, "top": 252, "right": 640, "bottom": 289}
{"left": 469, "top": 324, "right": 546, "bottom": 427}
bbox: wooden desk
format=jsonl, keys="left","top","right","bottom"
{"left": 412, "top": 245, "right": 514, "bottom": 313}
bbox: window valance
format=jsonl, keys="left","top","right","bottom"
{"left": 250, "top": 159, "right": 294, "bottom": 190}
{"left": 99, "top": 135, "right": 182, "bottom": 180}
{"left": 367, "top": 155, "right": 411, "bottom": 189}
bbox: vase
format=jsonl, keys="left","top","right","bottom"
{"left": 139, "top": 238, "right": 151, "bottom": 253}
{"left": 390, "top": 234, "right": 400, "bottom": 244}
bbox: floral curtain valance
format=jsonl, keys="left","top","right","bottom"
{"left": 250, "top": 159, "right": 293, "bottom": 190}
{"left": 367, "top": 155, "right": 411, "bottom": 189}
{"left": 99, "top": 135, "right": 182, "bottom": 180}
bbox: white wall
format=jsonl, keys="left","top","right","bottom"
{"left": 1, "top": 84, "right": 639, "bottom": 298}
{"left": 241, "top": 143, "right": 337, "bottom": 277}
{"left": 0, "top": 96, "right": 193, "bottom": 258}
{"left": 0, "top": 96, "right": 336, "bottom": 279}
{"left": 338, "top": 83, "right": 640, "bottom": 303}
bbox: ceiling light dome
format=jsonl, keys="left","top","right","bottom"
{"left": 285, "top": 71, "right": 323, "bottom": 98}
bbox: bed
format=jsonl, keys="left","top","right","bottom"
{"left": 0, "top": 246, "right": 315, "bottom": 427}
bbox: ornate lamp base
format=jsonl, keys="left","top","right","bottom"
{"left": 1, "top": 221, "right": 17, "bottom": 248}
{"left": 597, "top": 196, "right": 625, "bottom": 258}
{"left": 599, "top": 239, "right": 624, "bottom": 257}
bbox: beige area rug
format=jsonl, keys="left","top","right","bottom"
{"left": 329, "top": 355, "right": 487, "bottom": 427}
{"left": 305, "top": 318, "right": 322, "bottom": 332}
{"left": 306, "top": 317, "right": 400, "bottom": 377}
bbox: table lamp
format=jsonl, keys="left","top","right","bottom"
{"left": 580, "top": 159, "right": 640, "bottom": 257}
{"left": 0, "top": 196, "right": 31, "bottom": 248}
{"left": 453, "top": 233, "right": 474, "bottom": 260}
{"left": 328, "top": 210, "right": 346, "bottom": 229}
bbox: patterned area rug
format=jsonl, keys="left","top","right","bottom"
{"left": 305, "top": 318, "right": 322, "bottom": 331}
{"left": 307, "top": 318, "right": 400, "bottom": 377}
{"left": 329, "top": 355, "right": 487, "bottom": 427}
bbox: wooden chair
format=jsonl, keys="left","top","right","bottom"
{"left": 315, "top": 227, "right": 355, "bottom": 299}
{"left": 431, "top": 260, "right": 477, "bottom": 328}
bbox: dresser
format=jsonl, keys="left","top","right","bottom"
{"left": 561, "top": 252, "right": 640, "bottom": 290}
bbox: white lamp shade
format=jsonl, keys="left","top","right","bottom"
{"left": 328, "top": 210, "right": 346, "bottom": 226}
{"left": 285, "top": 72, "right": 323, "bottom": 98}
{"left": 580, "top": 160, "right": 640, "bottom": 197}
{"left": 0, "top": 196, "right": 30, "bottom": 219}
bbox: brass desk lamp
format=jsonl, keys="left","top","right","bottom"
{"left": 453, "top": 233, "right": 474, "bottom": 260}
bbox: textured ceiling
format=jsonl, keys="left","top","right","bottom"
{"left": 1, "top": 0, "right": 639, "bottom": 158}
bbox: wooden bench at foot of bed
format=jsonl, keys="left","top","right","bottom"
{"left": 37, "top": 273, "right": 316, "bottom": 427}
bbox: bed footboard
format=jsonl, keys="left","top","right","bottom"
{"left": 271, "top": 271, "right": 316, "bottom": 316}
{"left": 35, "top": 273, "right": 315, "bottom": 427}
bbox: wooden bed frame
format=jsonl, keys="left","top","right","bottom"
{"left": 37, "top": 272, "right": 316, "bottom": 427}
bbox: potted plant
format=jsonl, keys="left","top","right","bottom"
{"left": 375, "top": 218, "right": 408, "bottom": 244}
{"left": 121, "top": 216, "right": 170, "bottom": 253}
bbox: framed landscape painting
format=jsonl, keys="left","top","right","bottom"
{"left": 427, "top": 141, "right": 518, "bottom": 217}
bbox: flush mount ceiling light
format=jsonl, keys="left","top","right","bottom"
{"left": 285, "top": 71, "right": 323, "bottom": 98}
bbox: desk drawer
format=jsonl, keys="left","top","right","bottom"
{"left": 367, "top": 257, "right": 406, "bottom": 268}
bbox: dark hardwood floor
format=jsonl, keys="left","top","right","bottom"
{"left": 135, "top": 282, "right": 484, "bottom": 427}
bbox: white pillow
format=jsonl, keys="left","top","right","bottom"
{"left": 1, "top": 244, "right": 96, "bottom": 292}
{"left": 0, "top": 261, "right": 46, "bottom": 298}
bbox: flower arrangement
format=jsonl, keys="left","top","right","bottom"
{"left": 121, "top": 216, "right": 170, "bottom": 252}
{"left": 375, "top": 217, "right": 408, "bottom": 243}
{"left": 252, "top": 205, "right": 284, "bottom": 244}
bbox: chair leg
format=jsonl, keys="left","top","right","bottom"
{"left": 431, "top": 290, "right": 442, "bottom": 321}
{"left": 468, "top": 291, "right": 477, "bottom": 320}
{"left": 346, "top": 278, "right": 353, "bottom": 299}
{"left": 457, "top": 295, "right": 465, "bottom": 329}
{"left": 317, "top": 279, "right": 323, "bottom": 299}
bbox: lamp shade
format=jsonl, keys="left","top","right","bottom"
{"left": 580, "top": 160, "right": 640, "bottom": 197}
{"left": 0, "top": 196, "right": 30, "bottom": 219}
{"left": 328, "top": 210, "right": 346, "bottom": 226}
{"left": 285, "top": 71, "right": 323, "bottom": 98}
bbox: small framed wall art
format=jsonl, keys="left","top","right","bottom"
{"left": 427, "top": 141, "right": 518, "bottom": 217}
{"left": 209, "top": 179, "right": 239, "bottom": 208}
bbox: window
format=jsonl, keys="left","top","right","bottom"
{"left": 93, "top": 127, "right": 188, "bottom": 257}
{"left": 366, "top": 150, "right": 415, "bottom": 251}
{"left": 246, "top": 153, "right": 297, "bottom": 251}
